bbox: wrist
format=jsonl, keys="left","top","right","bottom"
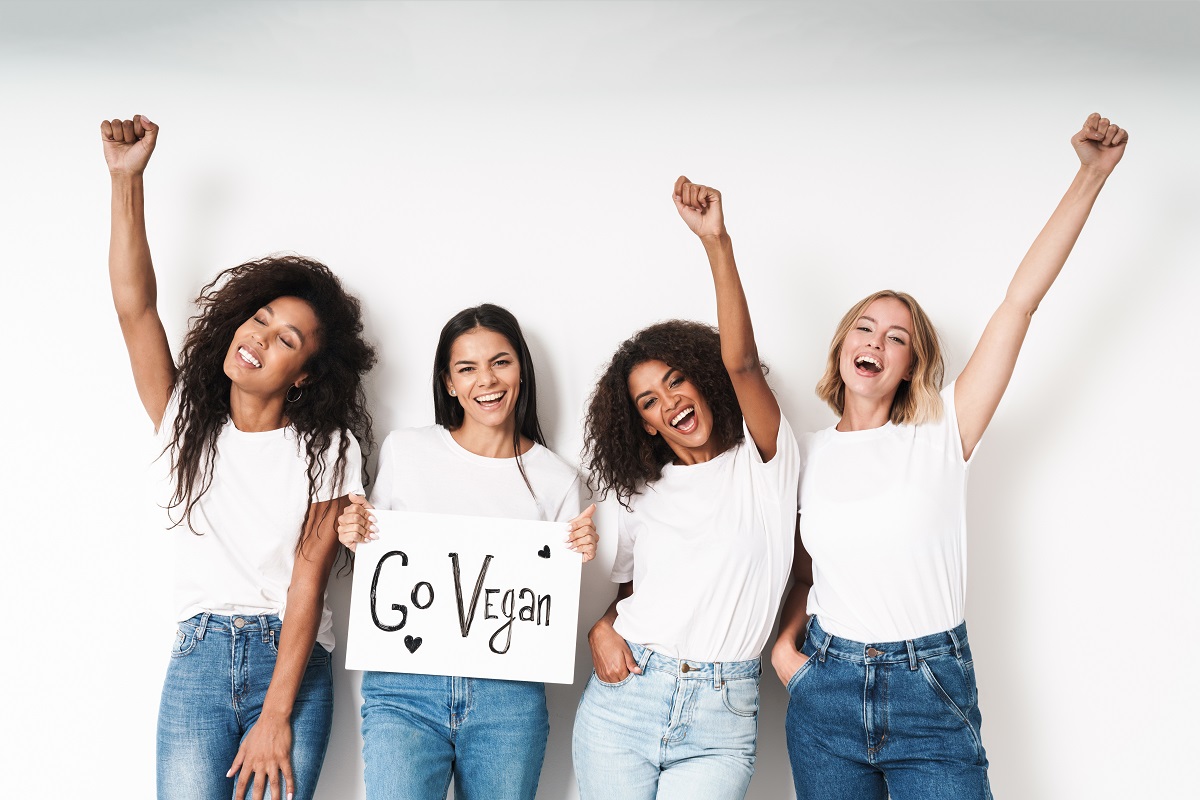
{"left": 699, "top": 231, "right": 732, "bottom": 250}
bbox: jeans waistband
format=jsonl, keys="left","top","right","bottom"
{"left": 627, "top": 640, "right": 760, "bottom": 686}
{"left": 181, "top": 612, "right": 281, "bottom": 641}
{"left": 807, "top": 616, "right": 969, "bottom": 669}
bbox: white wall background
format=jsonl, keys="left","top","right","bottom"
{"left": 1, "top": 1, "right": 1196, "bottom": 797}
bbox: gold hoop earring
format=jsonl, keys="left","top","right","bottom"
{"left": 286, "top": 385, "right": 303, "bottom": 403}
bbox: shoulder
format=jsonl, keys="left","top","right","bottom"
{"left": 380, "top": 425, "right": 445, "bottom": 455}
{"left": 525, "top": 443, "right": 583, "bottom": 491}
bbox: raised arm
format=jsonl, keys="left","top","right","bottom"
{"left": 102, "top": 114, "right": 175, "bottom": 429}
{"left": 228, "top": 496, "right": 346, "bottom": 800}
{"left": 673, "top": 176, "right": 782, "bottom": 460}
{"left": 955, "top": 113, "right": 1128, "bottom": 460}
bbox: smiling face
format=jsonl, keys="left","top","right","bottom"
{"left": 444, "top": 327, "right": 522, "bottom": 435}
{"left": 222, "top": 295, "right": 319, "bottom": 396}
{"left": 837, "top": 296, "right": 915, "bottom": 405}
{"left": 627, "top": 359, "right": 720, "bottom": 464}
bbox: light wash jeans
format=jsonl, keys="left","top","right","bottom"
{"left": 573, "top": 640, "right": 761, "bottom": 800}
{"left": 156, "top": 613, "right": 334, "bottom": 800}
{"left": 785, "top": 616, "right": 992, "bottom": 799}
{"left": 360, "top": 671, "right": 549, "bottom": 800}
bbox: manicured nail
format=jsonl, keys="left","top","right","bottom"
{"left": 369, "top": 524, "right": 378, "bottom": 533}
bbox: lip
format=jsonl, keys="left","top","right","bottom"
{"left": 669, "top": 405, "right": 698, "bottom": 434}
{"left": 851, "top": 352, "right": 883, "bottom": 377}
{"left": 235, "top": 345, "right": 262, "bottom": 369}
{"left": 472, "top": 390, "right": 506, "bottom": 410}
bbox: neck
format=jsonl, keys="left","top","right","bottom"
{"left": 229, "top": 386, "right": 288, "bottom": 432}
{"left": 450, "top": 417, "right": 530, "bottom": 459}
{"left": 666, "top": 438, "right": 724, "bottom": 466}
{"left": 837, "top": 392, "right": 894, "bottom": 432}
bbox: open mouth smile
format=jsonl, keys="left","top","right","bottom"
{"left": 669, "top": 406, "right": 697, "bottom": 434}
{"left": 474, "top": 391, "right": 506, "bottom": 410}
{"left": 853, "top": 354, "right": 882, "bottom": 375}
{"left": 237, "top": 346, "right": 262, "bottom": 369}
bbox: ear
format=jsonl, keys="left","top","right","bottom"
{"left": 294, "top": 373, "right": 309, "bottom": 389}
{"left": 904, "top": 358, "right": 915, "bottom": 382}
{"left": 643, "top": 421, "right": 658, "bottom": 437}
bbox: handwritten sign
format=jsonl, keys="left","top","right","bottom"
{"left": 345, "top": 510, "right": 582, "bottom": 684}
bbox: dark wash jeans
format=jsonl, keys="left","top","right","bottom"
{"left": 785, "top": 616, "right": 992, "bottom": 799}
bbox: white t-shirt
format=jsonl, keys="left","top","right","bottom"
{"left": 799, "top": 381, "right": 972, "bottom": 643}
{"left": 160, "top": 396, "right": 363, "bottom": 652}
{"left": 369, "top": 425, "right": 582, "bottom": 524}
{"left": 610, "top": 415, "right": 800, "bottom": 662}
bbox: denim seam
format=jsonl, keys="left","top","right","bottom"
{"left": 918, "top": 659, "right": 984, "bottom": 763}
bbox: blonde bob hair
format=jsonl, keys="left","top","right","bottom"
{"left": 816, "top": 289, "right": 945, "bottom": 425}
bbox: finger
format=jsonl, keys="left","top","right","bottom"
{"left": 1102, "top": 122, "right": 1118, "bottom": 146}
{"left": 121, "top": 118, "right": 136, "bottom": 143}
{"left": 624, "top": 647, "right": 642, "bottom": 675}
{"left": 234, "top": 768, "right": 249, "bottom": 800}
{"left": 283, "top": 759, "right": 296, "bottom": 800}
{"left": 252, "top": 767, "right": 267, "bottom": 800}
{"left": 673, "top": 175, "right": 690, "bottom": 197}
{"left": 1085, "top": 111, "right": 1100, "bottom": 132}
{"left": 100, "top": 119, "right": 114, "bottom": 140}
{"left": 1111, "top": 127, "right": 1128, "bottom": 146}
{"left": 136, "top": 113, "right": 158, "bottom": 133}
{"left": 133, "top": 115, "right": 144, "bottom": 138}
{"left": 109, "top": 118, "right": 127, "bottom": 142}
{"left": 227, "top": 750, "right": 244, "bottom": 779}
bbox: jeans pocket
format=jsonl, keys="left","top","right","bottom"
{"left": 721, "top": 676, "right": 760, "bottom": 718}
{"left": 170, "top": 624, "right": 198, "bottom": 659}
{"left": 593, "top": 669, "right": 636, "bottom": 688}
{"left": 785, "top": 656, "right": 816, "bottom": 694}
{"left": 267, "top": 631, "right": 331, "bottom": 666}
{"left": 919, "top": 654, "right": 976, "bottom": 724}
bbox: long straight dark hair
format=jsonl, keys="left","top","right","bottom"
{"left": 431, "top": 304, "right": 546, "bottom": 493}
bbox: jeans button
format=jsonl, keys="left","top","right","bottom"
{"left": 866, "top": 647, "right": 883, "bottom": 657}
{"left": 680, "top": 663, "right": 691, "bottom": 673}
{"left": 233, "top": 617, "right": 245, "bottom": 629}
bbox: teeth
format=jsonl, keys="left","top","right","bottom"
{"left": 476, "top": 392, "right": 504, "bottom": 402}
{"left": 671, "top": 408, "right": 693, "bottom": 426}
{"left": 238, "top": 347, "right": 262, "bottom": 368}
{"left": 855, "top": 355, "right": 881, "bottom": 370}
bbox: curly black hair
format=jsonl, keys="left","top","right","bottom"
{"left": 166, "top": 255, "right": 376, "bottom": 546}
{"left": 583, "top": 320, "right": 746, "bottom": 509}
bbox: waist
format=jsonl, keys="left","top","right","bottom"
{"left": 807, "top": 615, "right": 970, "bottom": 664}
{"left": 180, "top": 612, "right": 281, "bottom": 637}
{"left": 628, "top": 640, "right": 760, "bottom": 683}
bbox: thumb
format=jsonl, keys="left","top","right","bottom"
{"left": 581, "top": 503, "right": 597, "bottom": 520}
{"left": 136, "top": 114, "right": 158, "bottom": 133}
{"left": 625, "top": 648, "right": 642, "bottom": 675}
{"left": 349, "top": 493, "right": 368, "bottom": 507}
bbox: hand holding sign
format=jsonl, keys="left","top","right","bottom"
{"left": 346, "top": 511, "right": 583, "bottom": 684}
{"left": 338, "top": 494, "right": 376, "bottom": 552}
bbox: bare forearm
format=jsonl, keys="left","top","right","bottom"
{"left": 775, "top": 579, "right": 812, "bottom": 650}
{"left": 1005, "top": 165, "right": 1109, "bottom": 316}
{"left": 261, "top": 590, "right": 323, "bottom": 720}
{"left": 108, "top": 173, "right": 158, "bottom": 323}
{"left": 702, "top": 233, "right": 762, "bottom": 375}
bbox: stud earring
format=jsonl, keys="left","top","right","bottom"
{"left": 450, "top": 388, "right": 456, "bottom": 396}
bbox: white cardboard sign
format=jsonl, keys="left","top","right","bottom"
{"left": 345, "top": 510, "right": 581, "bottom": 684}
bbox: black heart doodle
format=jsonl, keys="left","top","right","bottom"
{"left": 538, "top": 545, "right": 551, "bottom": 559}
{"left": 404, "top": 635, "right": 422, "bottom": 653}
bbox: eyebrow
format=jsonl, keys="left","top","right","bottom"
{"left": 262, "top": 304, "right": 307, "bottom": 345}
{"left": 858, "top": 316, "right": 911, "bottom": 337}
{"left": 454, "top": 351, "right": 513, "bottom": 367}
{"left": 634, "top": 367, "right": 678, "bottom": 403}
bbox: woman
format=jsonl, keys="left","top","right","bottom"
{"left": 336, "top": 303, "right": 599, "bottom": 800}
{"left": 772, "top": 113, "right": 1128, "bottom": 798}
{"left": 103, "top": 114, "right": 376, "bottom": 800}
{"left": 572, "top": 177, "right": 800, "bottom": 799}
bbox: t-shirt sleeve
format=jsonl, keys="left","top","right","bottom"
{"left": 314, "top": 430, "right": 364, "bottom": 502}
{"left": 610, "top": 505, "right": 636, "bottom": 583}
{"left": 369, "top": 432, "right": 397, "bottom": 511}
{"left": 746, "top": 413, "right": 802, "bottom": 496}
{"left": 550, "top": 474, "right": 585, "bottom": 523}
{"left": 942, "top": 381, "right": 977, "bottom": 465}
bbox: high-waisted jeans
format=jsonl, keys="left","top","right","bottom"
{"left": 156, "top": 613, "right": 334, "bottom": 800}
{"left": 785, "top": 616, "right": 992, "bottom": 799}
{"left": 573, "top": 640, "right": 762, "bottom": 800}
{"left": 359, "top": 670, "right": 549, "bottom": 800}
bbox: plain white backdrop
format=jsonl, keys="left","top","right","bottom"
{"left": 1, "top": 2, "right": 1197, "bottom": 798}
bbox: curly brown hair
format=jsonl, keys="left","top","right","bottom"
{"left": 583, "top": 320, "right": 746, "bottom": 509}
{"left": 166, "top": 255, "right": 376, "bottom": 546}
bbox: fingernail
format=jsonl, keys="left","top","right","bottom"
{"left": 368, "top": 515, "right": 377, "bottom": 523}
{"left": 226, "top": 769, "right": 234, "bottom": 778}
{"left": 369, "top": 524, "right": 378, "bottom": 533}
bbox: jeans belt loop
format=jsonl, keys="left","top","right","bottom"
{"left": 818, "top": 633, "right": 832, "bottom": 663}
{"left": 196, "top": 612, "right": 211, "bottom": 640}
{"left": 638, "top": 645, "right": 653, "bottom": 672}
{"left": 260, "top": 614, "right": 271, "bottom": 643}
{"left": 948, "top": 626, "right": 964, "bottom": 659}
{"left": 906, "top": 639, "right": 918, "bottom": 671}
{"left": 715, "top": 661, "right": 723, "bottom": 689}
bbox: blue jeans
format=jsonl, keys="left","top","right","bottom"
{"left": 156, "top": 613, "right": 334, "bottom": 800}
{"left": 785, "top": 616, "right": 992, "bottom": 799}
{"left": 572, "top": 641, "right": 761, "bottom": 800}
{"left": 360, "top": 670, "right": 548, "bottom": 800}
